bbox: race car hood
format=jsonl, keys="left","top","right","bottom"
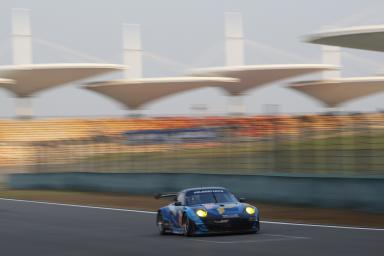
{"left": 190, "top": 202, "right": 252, "bottom": 218}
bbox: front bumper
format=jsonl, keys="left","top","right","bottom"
{"left": 195, "top": 217, "right": 259, "bottom": 234}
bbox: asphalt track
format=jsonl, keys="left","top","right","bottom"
{"left": 0, "top": 198, "right": 383, "bottom": 256}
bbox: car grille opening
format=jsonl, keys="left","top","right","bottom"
{"left": 202, "top": 218, "right": 255, "bottom": 232}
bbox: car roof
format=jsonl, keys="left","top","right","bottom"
{"left": 181, "top": 187, "right": 228, "bottom": 194}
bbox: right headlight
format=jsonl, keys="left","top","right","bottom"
{"left": 196, "top": 209, "right": 208, "bottom": 217}
{"left": 245, "top": 206, "right": 255, "bottom": 215}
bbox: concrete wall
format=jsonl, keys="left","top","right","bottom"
{"left": 8, "top": 172, "right": 384, "bottom": 212}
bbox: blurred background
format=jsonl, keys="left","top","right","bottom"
{"left": 0, "top": 0, "right": 384, "bottom": 213}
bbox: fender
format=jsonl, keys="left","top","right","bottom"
{"left": 183, "top": 207, "right": 205, "bottom": 225}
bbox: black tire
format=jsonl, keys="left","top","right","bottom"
{"left": 252, "top": 221, "right": 260, "bottom": 234}
{"left": 157, "top": 212, "right": 167, "bottom": 235}
{"left": 182, "top": 214, "right": 195, "bottom": 236}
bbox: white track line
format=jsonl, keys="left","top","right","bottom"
{"left": 191, "top": 233, "right": 310, "bottom": 244}
{"left": 190, "top": 233, "right": 309, "bottom": 244}
{"left": 0, "top": 197, "right": 383, "bottom": 231}
{"left": 0, "top": 197, "right": 156, "bottom": 215}
{"left": 265, "top": 234, "right": 309, "bottom": 239}
{"left": 190, "top": 236, "right": 308, "bottom": 244}
{"left": 261, "top": 221, "right": 384, "bottom": 231}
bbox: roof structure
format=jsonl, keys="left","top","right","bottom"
{"left": 0, "top": 78, "right": 15, "bottom": 87}
{"left": 288, "top": 77, "right": 384, "bottom": 107}
{"left": 307, "top": 25, "right": 384, "bottom": 52}
{"left": 84, "top": 76, "right": 238, "bottom": 109}
{"left": 190, "top": 64, "right": 338, "bottom": 95}
{"left": 0, "top": 63, "right": 124, "bottom": 97}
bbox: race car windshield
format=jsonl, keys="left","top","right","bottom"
{"left": 185, "top": 190, "right": 238, "bottom": 205}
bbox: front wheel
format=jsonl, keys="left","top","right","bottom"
{"left": 252, "top": 221, "right": 260, "bottom": 234}
{"left": 157, "top": 212, "right": 167, "bottom": 235}
{"left": 182, "top": 214, "right": 195, "bottom": 236}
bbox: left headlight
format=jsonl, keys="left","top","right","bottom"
{"left": 245, "top": 206, "right": 255, "bottom": 215}
{"left": 196, "top": 209, "right": 208, "bottom": 217}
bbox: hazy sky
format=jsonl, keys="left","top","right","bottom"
{"left": 1, "top": 0, "right": 384, "bottom": 117}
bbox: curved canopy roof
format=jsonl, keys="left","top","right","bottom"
{"left": 0, "top": 78, "right": 15, "bottom": 87}
{"left": 0, "top": 63, "right": 124, "bottom": 97}
{"left": 307, "top": 25, "right": 384, "bottom": 52}
{"left": 84, "top": 76, "right": 238, "bottom": 109}
{"left": 288, "top": 77, "right": 384, "bottom": 107}
{"left": 190, "top": 64, "right": 337, "bottom": 95}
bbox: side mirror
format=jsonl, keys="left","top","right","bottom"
{"left": 239, "top": 198, "right": 246, "bottom": 203}
{"left": 174, "top": 201, "right": 182, "bottom": 206}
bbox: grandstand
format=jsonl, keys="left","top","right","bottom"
{"left": 287, "top": 21, "right": 384, "bottom": 109}
{"left": 81, "top": 14, "right": 335, "bottom": 115}
{"left": 0, "top": 64, "right": 124, "bottom": 98}
{"left": 189, "top": 13, "right": 336, "bottom": 114}
{"left": 0, "top": 113, "right": 383, "bottom": 176}
{"left": 190, "top": 64, "right": 337, "bottom": 95}
{"left": 0, "top": 78, "right": 14, "bottom": 87}
{"left": 288, "top": 77, "right": 384, "bottom": 107}
{"left": 307, "top": 25, "right": 384, "bottom": 52}
{"left": 84, "top": 77, "right": 238, "bottom": 110}
{"left": 0, "top": 9, "right": 124, "bottom": 118}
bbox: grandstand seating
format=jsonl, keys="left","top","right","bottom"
{"left": 0, "top": 113, "right": 383, "bottom": 174}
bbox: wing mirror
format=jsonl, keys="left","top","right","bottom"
{"left": 239, "top": 198, "right": 246, "bottom": 203}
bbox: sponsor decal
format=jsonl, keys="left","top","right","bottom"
{"left": 204, "top": 204, "right": 216, "bottom": 209}
{"left": 217, "top": 207, "right": 225, "bottom": 215}
{"left": 222, "top": 214, "right": 239, "bottom": 218}
{"left": 193, "top": 190, "right": 224, "bottom": 194}
{"left": 223, "top": 203, "right": 237, "bottom": 208}
{"left": 214, "top": 219, "right": 229, "bottom": 224}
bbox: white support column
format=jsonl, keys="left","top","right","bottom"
{"left": 225, "top": 12, "right": 245, "bottom": 115}
{"left": 12, "top": 8, "right": 32, "bottom": 65}
{"left": 322, "top": 45, "right": 341, "bottom": 79}
{"left": 15, "top": 97, "right": 33, "bottom": 118}
{"left": 322, "top": 45, "right": 341, "bottom": 113}
{"left": 123, "top": 24, "right": 142, "bottom": 79}
{"left": 227, "top": 96, "right": 245, "bottom": 115}
{"left": 12, "top": 9, "right": 33, "bottom": 118}
{"left": 225, "top": 12, "right": 244, "bottom": 66}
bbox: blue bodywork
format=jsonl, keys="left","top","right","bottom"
{"left": 157, "top": 187, "right": 260, "bottom": 235}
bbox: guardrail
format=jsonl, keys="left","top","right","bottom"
{"left": 8, "top": 172, "right": 384, "bottom": 212}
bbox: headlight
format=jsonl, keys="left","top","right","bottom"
{"left": 196, "top": 209, "right": 208, "bottom": 217}
{"left": 245, "top": 206, "right": 255, "bottom": 215}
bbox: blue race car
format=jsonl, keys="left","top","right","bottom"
{"left": 155, "top": 187, "right": 260, "bottom": 236}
